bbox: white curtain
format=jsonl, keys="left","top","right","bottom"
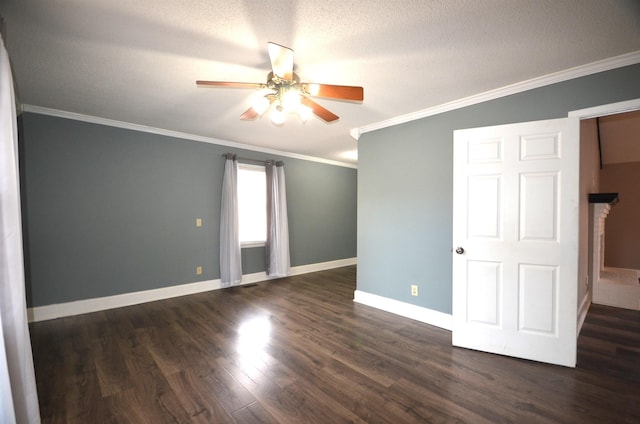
{"left": 0, "top": 33, "right": 41, "bottom": 423}
{"left": 219, "top": 154, "right": 242, "bottom": 286}
{"left": 265, "top": 161, "right": 290, "bottom": 277}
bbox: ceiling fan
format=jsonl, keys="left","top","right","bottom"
{"left": 196, "top": 42, "right": 364, "bottom": 125}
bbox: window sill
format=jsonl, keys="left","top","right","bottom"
{"left": 241, "top": 241, "right": 266, "bottom": 249}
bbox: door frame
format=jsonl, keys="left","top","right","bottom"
{"left": 568, "top": 99, "right": 640, "bottom": 120}
{"left": 570, "top": 99, "right": 640, "bottom": 331}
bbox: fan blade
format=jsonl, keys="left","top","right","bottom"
{"left": 196, "top": 81, "right": 265, "bottom": 89}
{"left": 268, "top": 42, "right": 294, "bottom": 81}
{"left": 240, "top": 107, "right": 259, "bottom": 120}
{"left": 301, "top": 97, "right": 339, "bottom": 122}
{"left": 301, "top": 83, "right": 363, "bottom": 101}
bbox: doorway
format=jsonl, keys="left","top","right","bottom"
{"left": 582, "top": 108, "right": 640, "bottom": 311}
{"left": 573, "top": 100, "right": 640, "bottom": 316}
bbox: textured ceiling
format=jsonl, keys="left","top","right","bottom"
{"left": 1, "top": 0, "right": 639, "bottom": 165}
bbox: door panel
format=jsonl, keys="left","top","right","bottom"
{"left": 466, "top": 260, "right": 501, "bottom": 326}
{"left": 453, "top": 117, "right": 579, "bottom": 367}
{"left": 520, "top": 132, "right": 560, "bottom": 161}
{"left": 519, "top": 172, "right": 558, "bottom": 241}
{"left": 518, "top": 264, "right": 557, "bottom": 334}
{"left": 468, "top": 176, "right": 502, "bottom": 238}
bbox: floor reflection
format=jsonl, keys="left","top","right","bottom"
{"left": 236, "top": 315, "right": 272, "bottom": 373}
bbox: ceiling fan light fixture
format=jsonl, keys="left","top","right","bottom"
{"left": 197, "top": 42, "right": 363, "bottom": 125}
{"left": 270, "top": 105, "right": 285, "bottom": 125}
{"left": 281, "top": 89, "right": 301, "bottom": 113}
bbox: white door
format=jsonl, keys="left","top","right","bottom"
{"left": 452, "top": 117, "right": 579, "bottom": 367}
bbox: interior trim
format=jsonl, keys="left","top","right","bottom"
{"left": 577, "top": 295, "right": 591, "bottom": 335}
{"left": 21, "top": 104, "right": 358, "bottom": 170}
{"left": 351, "top": 50, "right": 640, "bottom": 140}
{"left": 568, "top": 98, "right": 640, "bottom": 119}
{"left": 353, "top": 290, "right": 452, "bottom": 331}
{"left": 27, "top": 257, "right": 357, "bottom": 323}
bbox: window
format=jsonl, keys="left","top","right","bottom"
{"left": 237, "top": 163, "right": 266, "bottom": 246}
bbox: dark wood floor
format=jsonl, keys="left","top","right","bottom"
{"left": 30, "top": 266, "right": 640, "bottom": 423}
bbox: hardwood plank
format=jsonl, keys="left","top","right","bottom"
{"left": 102, "top": 384, "right": 189, "bottom": 424}
{"left": 231, "top": 402, "right": 279, "bottom": 424}
{"left": 64, "top": 364, "right": 102, "bottom": 423}
{"left": 142, "top": 321, "right": 210, "bottom": 377}
{"left": 31, "top": 320, "right": 69, "bottom": 422}
{"left": 322, "top": 358, "right": 413, "bottom": 424}
{"left": 165, "top": 369, "right": 236, "bottom": 423}
{"left": 30, "top": 266, "right": 640, "bottom": 423}
{"left": 94, "top": 336, "right": 134, "bottom": 397}
{"left": 197, "top": 358, "right": 259, "bottom": 413}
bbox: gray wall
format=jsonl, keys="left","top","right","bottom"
{"left": 357, "top": 63, "right": 640, "bottom": 314}
{"left": 19, "top": 113, "right": 357, "bottom": 307}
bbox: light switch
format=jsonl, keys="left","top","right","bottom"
{"left": 196, "top": 218, "right": 202, "bottom": 227}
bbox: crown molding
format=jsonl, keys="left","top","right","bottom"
{"left": 351, "top": 50, "right": 640, "bottom": 140}
{"left": 21, "top": 105, "right": 357, "bottom": 169}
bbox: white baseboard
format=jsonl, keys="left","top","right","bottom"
{"left": 289, "top": 257, "right": 357, "bottom": 276}
{"left": 577, "top": 293, "right": 591, "bottom": 335}
{"left": 353, "top": 290, "right": 452, "bottom": 331}
{"left": 28, "top": 257, "right": 357, "bottom": 322}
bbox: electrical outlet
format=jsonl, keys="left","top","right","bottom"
{"left": 411, "top": 285, "right": 418, "bottom": 296}
{"left": 196, "top": 218, "right": 202, "bottom": 227}
{"left": 196, "top": 266, "right": 203, "bottom": 275}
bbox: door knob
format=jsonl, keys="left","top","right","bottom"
{"left": 455, "top": 247, "right": 465, "bottom": 254}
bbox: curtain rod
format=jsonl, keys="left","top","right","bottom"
{"left": 222, "top": 153, "right": 267, "bottom": 164}
{"left": 222, "top": 154, "right": 283, "bottom": 166}
{"left": 238, "top": 156, "right": 269, "bottom": 165}
{"left": 222, "top": 153, "right": 284, "bottom": 166}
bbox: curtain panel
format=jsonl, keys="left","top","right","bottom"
{"left": 219, "top": 154, "right": 242, "bottom": 286}
{"left": 265, "top": 161, "right": 290, "bottom": 277}
{"left": 0, "top": 32, "right": 41, "bottom": 423}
